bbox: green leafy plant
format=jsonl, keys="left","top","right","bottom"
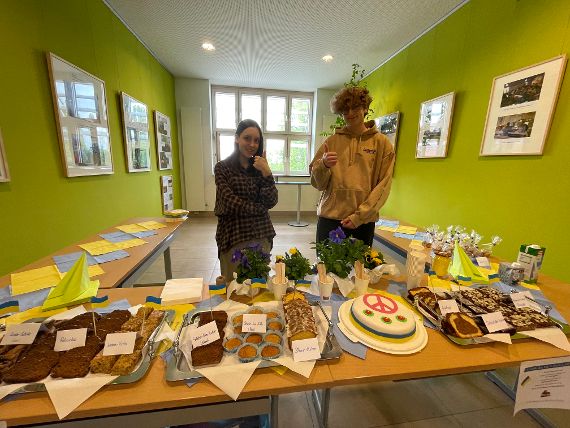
{"left": 231, "top": 243, "right": 271, "bottom": 284}
{"left": 312, "top": 227, "right": 371, "bottom": 278}
{"left": 276, "top": 247, "right": 312, "bottom": 281}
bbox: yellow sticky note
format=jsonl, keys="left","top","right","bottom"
{"left": 116, "top": 224, "right": 148, "bottom": 233}
{"left": 88, "top": 264, "right": 104, "bottom": 277}
{"left": 113, "top": 238, "right": 147, "bottom": 250}
{"left": 11, "top": 265, "right": 62, "bottom": 295}
{"left": 137, "top": 221, "right": 167, "bottom": 230}
{"left": 79, "top": 240, "right": 120, "bottom": 256}
{"left": 377, "top": 226, "right": 398, "bottom": 232}
{"left": 396, "top": 226, "right": 417, "bottom": 234}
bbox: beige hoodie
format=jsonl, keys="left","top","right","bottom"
{"left": 310, "top": 120, "right": 395, "bottom": 227}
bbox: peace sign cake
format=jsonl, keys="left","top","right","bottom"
{"left": 349, "top": 294, "right": 416, "bottom": 341}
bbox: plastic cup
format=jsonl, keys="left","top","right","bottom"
{"left": 318, "top": 275, "right": 334, "bottom": 301}
{"left": 354, "top": 274, "right": 370, "bottom": 296}
{"left": 271, "top": 276, "right": 289, "bottom": 301}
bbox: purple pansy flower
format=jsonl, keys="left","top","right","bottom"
{"left": 329, "top": 227, "right": 346, "bottom": 244}
{"left": 231, "top": 249, "right": 243, "bottom": 263}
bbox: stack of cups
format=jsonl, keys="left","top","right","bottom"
{"left": 406, "top": 250, "right": 427, "bottom": 290}
{"left": 318, "top": 275, "right": 334, "bottom": 301}
{"left": 272, "top": 262, "right": 288, "bottom": 300}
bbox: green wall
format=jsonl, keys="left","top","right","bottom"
{"left": 365, "top": 0, "right": 570, "bottom": 282}
{"left": 0, "top": 0, "right": 180, "bottom": 276}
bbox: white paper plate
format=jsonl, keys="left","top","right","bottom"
{"left": 338, "top": 299, "right": 428, "bottom": 354}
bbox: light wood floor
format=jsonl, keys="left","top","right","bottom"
{"left": 137, "top": 215, "right": 546, "bottom": 428}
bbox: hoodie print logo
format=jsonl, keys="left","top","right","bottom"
{"left": 362, "top": 148, "right": 376, "bottom": 155}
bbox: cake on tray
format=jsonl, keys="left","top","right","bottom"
{"left": 349, "top": 294, "right": 417, "bottom": 341}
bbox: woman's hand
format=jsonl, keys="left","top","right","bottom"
{"left": 253, "top": 151, "right": 272, "bottom": 177}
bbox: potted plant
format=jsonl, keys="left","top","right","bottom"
{"left": 276, "top": 247, "right": 312, "bottom": 285}
{"left": 231, "top": 243, "right": 271, "bottom": 286}
{"left": 313, "top": 227, "right": 370, "bottom": 279}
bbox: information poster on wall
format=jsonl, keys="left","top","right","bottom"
{"left": 161, "top": 175, "right": 174, "bottom": 212}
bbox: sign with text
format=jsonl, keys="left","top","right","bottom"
{"left": 476, "top": 257, "right": 490, "bottom": 268}
{"left": 514, "top": 356, "right": 570, "bottom": 414}
{"left": 481, "top": 311, "right": 510, "bottom": 333}
{"left": 292, "top": 338, "right": 320, "bottom": 362}
{"left": 1, "top": 323, "right": 41, "bottom": 345}
{"left": 242, "top": 314, "right": 267, "bottom": 333}
{"left": 103, "top": 331, "right": 137, "bottom": 356}
{"left": 190, "top": 321, "right": 220, "bottom": 348}
{"left": 54, "top": 328, "right": 87, "bottom": 352}
{"left": 511, "top": 291, "right": 542, "bottom": 312}
{"left": 437, "top": 299, "right": 460, "bottom": 316}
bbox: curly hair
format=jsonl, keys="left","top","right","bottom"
{"left": 330, "top": 86, "right": 372, "bottom": 115}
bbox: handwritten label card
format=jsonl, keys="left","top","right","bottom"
{"left": 438, "top": 299, "right": 460, "bottom": 316}
{"left": 511, "top": 292, "right": 542, "bottom": 312}
{"left": 242, "top": 314, "right": 267, "bottom": 333}
{"left": 1, "top": 323, "right": 41, "bottom": 345}
{"left": 292, "top": 338, "right": 320, "bottom": 362}
{"left": 481, "top": 312, "right": 510, "bottom": 333}
{"left": 103, "top": 331, "right": 137, "bottom": 356}
{"left": 54, "top": 328, "right": 87, "bottom": 352}
{"left": 190, "top": 321, "right": 220, "bottom": 348}
{"left": 476, "top": 257, "right": 490, "bottom": 268}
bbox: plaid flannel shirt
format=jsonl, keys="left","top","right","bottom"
{"left": 214, "top": 159, "right": 278, "bottom": 254}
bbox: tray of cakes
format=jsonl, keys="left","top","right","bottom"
{"left": 0, "top": 307, "right": 174, "bottom": 393}
{"left": 166, "top": 291, "right": 341, "bottom": 381}
{"left": 337, "top": 292, "right": 428, "bottom": 354}
{"left": 406, "top": 286, "right": 570, "bottom": 345}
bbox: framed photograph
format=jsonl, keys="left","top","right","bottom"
{"left": 481, "top": 55, "right": 567, "bottom": 156}
{"left": 121, "top": 92, "right": 151, "bottom": 172}
{"left": 154, "top": 111, "right": 173, "bottom": 170}
{"left": 161, "top": 175, "right": 174, "bottom": 212}
{"left": 46, "top": 53, "right": 114, "bottom": 177}
{"left": 374, "top": 111, "right": 400, "bottom": 152}
{"left": 416, "top": 92, "right": 455, "bottom": 158}
{"left": 0, "top": 128, "right": 10, "bottom": 182}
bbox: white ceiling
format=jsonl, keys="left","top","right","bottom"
{"left": 104, "top": 0, "right": 467, "bottom": 91}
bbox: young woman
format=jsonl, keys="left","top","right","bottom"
{"left": 214, "top": 119, "right": 278, "bottom": 282}
{"left": 310, "top": 86, "right": 395, "bottom": 246}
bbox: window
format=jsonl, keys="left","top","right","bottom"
{"left": 212, "top": 86, "right": 313, "bottom": 175}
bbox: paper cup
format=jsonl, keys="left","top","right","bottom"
{"left": 271, "top": 276, "right": 289, "bottom": 301}
{"left": 354, "top": 274, "right": 370, "bottom": 296}
{"left": 318, "top": 275, "right": 334, "bottom": 301}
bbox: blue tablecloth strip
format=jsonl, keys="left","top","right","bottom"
{"left": 99, "top": 231, "right": 138, "bottom": 243}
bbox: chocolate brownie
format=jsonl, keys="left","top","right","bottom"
{"left": 51, "top": 335, "right": 103, "bottom": 378}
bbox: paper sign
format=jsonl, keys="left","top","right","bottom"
{"left": 103, "top": 331, "right": 137, "bottom": 356}
{"left": 190, "top": 321, "right": 220, "bottom": 348}
{"left": 242, "top": 314, "right": 267, "bottom": 333}
{"left": 438, "top": 299, "right": 460, "bottom": 316}
{"left": 54, "top": 328, "right": 87, "bottom": 351}
{"left": 1, "top": 323, "right": 41, "bottom": 345}
{"left": 511, "top": 291, "right": 542, "bottom": 312}
{"left": 480, "top": 312, "right": 510, "bottom": 333}
{"left": 476, "top": 257, "right": 490, "bottom": 268}
{"left": 292, "top": 337, "right": 321, "bottom": 362}
{"left": 514, "top": 356, "right": 570, "bottom": 414}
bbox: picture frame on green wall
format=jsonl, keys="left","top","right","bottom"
{"left": 374, "top": 111, "right": 400, "bottom": 153}
{"left": 47, "top": 53, "right": 114, "bottom": 177}
{"left": 154, "top": 111, "right": 173, "bottom": 170}
{"left": 120, "top": 92, "right": 151, "bottom": 172}
{"left": 480, "top": 55, "right": 567, "bottom": 156}
{"left": 416, "top": 92, "right": 455, "bottom": 159}
{"left": 161, "top": 175, "right": 174, "bottom": 212}
{"left": 0, "top": 128, "right": 10, "bottom": 182}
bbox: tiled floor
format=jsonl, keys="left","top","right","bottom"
{"left": 137, "top": 215, "right": 544, "bottom": 428}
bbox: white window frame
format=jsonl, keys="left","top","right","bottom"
{"left": 212, "top": 85, "right": 313, "bottom": 176}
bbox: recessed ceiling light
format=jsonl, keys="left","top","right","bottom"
{"left": 202, "top": 42, "right": 215, "bottom": 51}
{"left": 322, "top": 55, "right": 333, "bottom": 62}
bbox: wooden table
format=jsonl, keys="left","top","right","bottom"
{"left": 0, "top": 217, "right": 184, "bottom": 290}
{"left": 2, "top": 287, "right": 335, "bottom": 427}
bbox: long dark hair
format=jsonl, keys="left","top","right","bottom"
{"left": 227, "top": 119, "right": 264, "bottom": 174}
